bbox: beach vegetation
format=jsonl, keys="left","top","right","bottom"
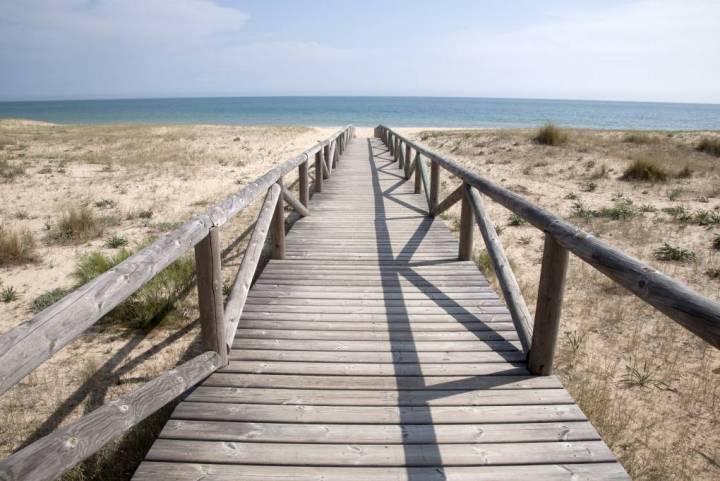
{"left": 653, "top": 243, "right": 696, "bottom": 262}
{"left": 31, "top": 288, "right": 71, "bottom": 313}
{"left": 696, "top": 137, "right": 720, "bottom": 157}
{"left": 1, "top": 285, "right": 18, "bottom": 303}
{"left": 0, "top": 158, "right": 24, "bottom": 181}
{"left": 622, "top": 133, "right": 657, "bottom": 144}
{"left": 533, "top": 122, "right": 568, "bottom": 146}
{"left": 620, "top": 157, "right": 668, "bottom": 182}
{"left": 50, "top": 203, "right": 104, "bottom": 243}
{"left": 105, "top": 234, "right": 129, "bottom": 248}
{"left": 71, "top": 248, "right": 195, "bottom": 329}
{"left": 0, "top": 227, "right": 36, "bottom": 265}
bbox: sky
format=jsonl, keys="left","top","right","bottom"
{"left": 0, "top": 0, "right": 719, "bottom": 103}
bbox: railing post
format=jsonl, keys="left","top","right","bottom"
{"left": 430, "top": 160, "right": 440, "bottom": 214}
{"left": 414, "top": 153, "right": 422, "bottom": 194}
{"left": 394, "top": 136, "right": 400, "bottom": 162}
{"left": 529, "top": 235, "right": 569, "bottom": 375}
{"left": 194, "top": 227, "right": 228, "bottom": 365}
{"left": 323, "top": 144, "right": 330, "bottom": 179}
{"left": 299, "top": 160, "right": 309, "bottom": 207}
{"left": 398, "top": 141, "right": 405, "bottom": 170}
{"left": 271, "top": 178, "right": 285, "bottom": 259}
{"left": 458, "top": 187, "right": 473, "bottom": 261}
{"left": 405, "top": 144, "right": 412, "bottom": 179}
{"left": 314, "top": 150, "right": 323, "bottom": 193}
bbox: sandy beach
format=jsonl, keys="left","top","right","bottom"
{"left": 1, "top": 121, "right": 719, "bottom": 480}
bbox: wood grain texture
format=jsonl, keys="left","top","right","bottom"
{"left": 194, "top": 228, "right": 227, "bottom": 365}
{"left": 529, "top": 234, "right": 570, "bottom": 375}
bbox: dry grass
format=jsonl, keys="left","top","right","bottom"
{"left": 621, "top": 156, "right": 668, "bottom": 182}
{"left": 50, "top": 204, "right": 104, "bottom": 244}
{"left": 696, "top": 137, "right": 720, "bottom": 157}
{"left": 0, "top": 227, "right": 36, "bottom": 265}
{"left": 533, "top": 122, "right": 568, "bottom": 146}
{"left": 408, "top": 127, "right": 720, "bottom": 481}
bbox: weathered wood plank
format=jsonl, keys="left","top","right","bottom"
{"left": 219, "top": 361, "right": 528, "bottom": 376}
{"left": 133, "top": 462, "right": 630, "bottom": 481}
{"left": 159, "top": 420, "right": 598, "bottom": 444}
{"left": 145, "top": 440, "right": 615, "bottom": 466}
{"left": 172, "top": 402, "right": 586, "bottom": 424}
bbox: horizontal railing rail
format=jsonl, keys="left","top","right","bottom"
{"left": 0, "top": 125, "right": 355, "bottom": 481}
{"left": 377, "top": 125, "right": 720, "bottom": 372}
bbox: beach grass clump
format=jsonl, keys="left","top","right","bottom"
{"left": 696, "top": 137, "right": 720, "bottom": 157}
{"left": 0, "top": 227, "right": 36, "bottom": 265}
{"left": 31, "top": 287, "right": 71, "bottom": 313}
{"left": 507, "top": 213, "right": 526, "bottom": 226}
{"left": 1, "top": 285, "right": 18, "bottom": 303}
{"left": 0, "top": 158, "right": 24, "bottom": 181}
{"left": 622, "top": 133, "right": 657, "bottom": 144}
{"left": 71, "top": 248, "right": 195, "bottom": 329}
{"left": 73, "top": 249, "right": 133, "bottom": 285}
{"left": 50, "top": 203, "right": 104, "bottom": 243}
{"left": 706, "top": 268, "right": 720, "bottom": 280}
{"left": 694, "top": 209, "right": 720, "bottom": 227}
{"left": 533, "top": 122, "right": 568, "bottom": 146}
{"left": 713, "top": 235, "right": 720, "bottom": 251}
{"left": 620, "top": 157, "right": 668, "bottom": 182}
{"left": 597, "top": 199, "right": 636, "bottom": 220}
{"left": 473, "top": 250, "right": 493, "bottom": 276}
{"left": 105, "top": 234, "right": 128, "bottom": 248}
{"left": 653, "top": 243, "right": 696, "bottom": 262}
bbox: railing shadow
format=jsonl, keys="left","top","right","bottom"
{"left": 367, "top": 137, "right": 530, "bottom": 477}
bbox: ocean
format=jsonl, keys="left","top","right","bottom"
{"left": 0, "top": 96, "right": 718, "bottom": 131}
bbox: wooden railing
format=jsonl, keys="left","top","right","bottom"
{"left": 376, "top": 125, "right": 720, "bottom": 374}
{"left": 0, "top": 125, "right": 355, "bottom": 481}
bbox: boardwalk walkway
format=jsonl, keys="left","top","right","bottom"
{"left": 132, "top": 137, "right": 629, "bottom": 480}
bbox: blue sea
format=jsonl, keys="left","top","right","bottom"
{"left": 0, "top": 96, "right": 718, "bottom": 131}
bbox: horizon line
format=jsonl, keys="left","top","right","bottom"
{"left": 1, "top": 94, "right": 719, "bottom": 107}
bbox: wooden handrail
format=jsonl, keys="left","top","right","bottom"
{"left": 378, "top": 125, "right": 720, "bottom": 355}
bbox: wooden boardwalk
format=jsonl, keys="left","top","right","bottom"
{"left": 132, "top": 137, "right": 629, "bottom": 480}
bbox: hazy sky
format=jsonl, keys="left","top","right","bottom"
{"left": 1, "top": 0, "right": 718, "bottom": 103}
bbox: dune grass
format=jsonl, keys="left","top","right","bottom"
{"left": 533, "top": 122, "right": 568, "bottom": 146}
{"left": 0, "top": 227, "right": 36, "bottom": 265}
{"left": 696, "top": 137, "right": 720, "bottom": 157}
{"left": 50, "top": 204, "right": 104, "bottom": 244}
{"left": 620, "top": 157, "right": 668, "bottom": 182}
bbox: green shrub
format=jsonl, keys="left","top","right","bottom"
{"left": 473, "top": 250, "right": 493, "bottom": 275}
{"left": 31, "top": 288, "right": 71, "bottom": 313}
{"left": 71, "top": 248, "right": 195, "bottom": 329}
{"left": 713, "top": 235, "right": 720, "bottom": 251}
{"left": 533, "top": 123, "right": 568, "bottom": 146}
{"left": 50, "top": 204, "right": 104, "bottom": 243}
{"left": 694, "top": 210, "right": 720, "bottom": 227}
{"left": 1, "top": 286, "right": 18, "bottom": 303}
{"left": 0, "top": 227, "right": 36, "bottom": 265}
{"left": 94, "top": 199, "right": 116, "bottom": 209}
{"left": 507, "top": 213, "right": 526, "bottom": 226}
{"left": 662, "top": 206, "right": 692, "bottom": 223}
{"left": 581, "top": 181, "right": 597, "bottom": 192}
{"left": 696, "top": 137, "right": 720, "bottom": 157}
{"left": 666, "top": 189, "right": 681, "bottom": 201}
{"left": 706, "top": 268, "right": 720, "bottom": 280}
{"left": 597, "top": 199, "right": 636, "bottom": 220}
{"left": 654, "top": 243, "right": 696, "bottom": 262}
{"left": 621, "top": 157, "right": 668, "bottom": 182}
{"left": 105, "top": 234, "right": 129, "bottom": 248}
{"left": 73, "top": 249, "right": 133, "bottom": 285}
